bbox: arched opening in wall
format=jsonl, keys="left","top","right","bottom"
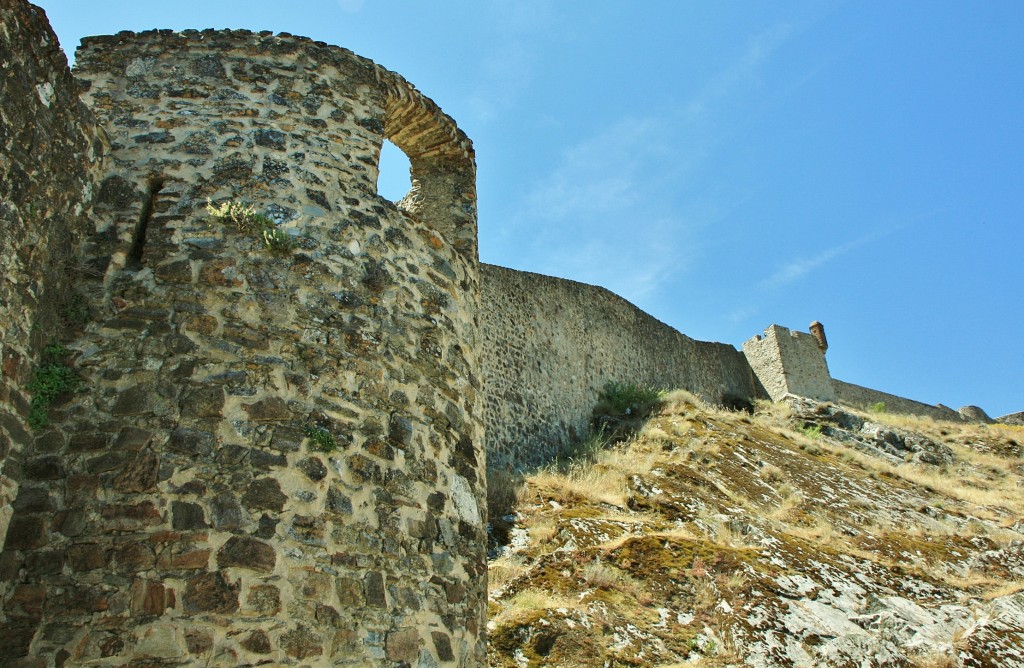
{"left": 377, "top": 139, "right": 412, "bottom": 202}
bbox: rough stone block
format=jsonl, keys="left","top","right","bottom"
{"left": 217, "top": 536, "right": 275, "bottom": 572}
{"left": 182, "top": 571, "right": 238, "bottom": 614}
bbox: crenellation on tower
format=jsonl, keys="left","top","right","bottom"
{"left": 742, "top": 324, "right": 836, "bottom": 403}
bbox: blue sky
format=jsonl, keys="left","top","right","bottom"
{"left": 37, "top": 1, "right": 1023, "bottom": 417}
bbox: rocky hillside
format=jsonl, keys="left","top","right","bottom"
{"left": 486, "top": 391, "right": 1024, "bottom": 667}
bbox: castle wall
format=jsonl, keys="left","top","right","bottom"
{"left": 0, "top": 24, "right": 485, "bottom": 667}
{"left": 481, "top": 264, "right": 761, "bottom": 470}
{"left": 742, "top": 325, "right": 836, "bottom": 403}
{"left": 0, "top": 0, "right": 105, "bottom": 552}
{"left": 832, "top": 379, "right": 963, "bottom": 423}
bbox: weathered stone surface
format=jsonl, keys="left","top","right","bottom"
{"left": 483, "top": 264, "right": 760, "bottom": 470}
{"left": 135, "top": 624, "right": 186, "bottom": 659}
{"left": 246, "top": 584, "right": 281, "bottom": 616}
{"left": 743, "top": 324, "right": 836, "bottom": 404}
{"left": 297, "top": 456, "right": 327, "bottom": 481}
{"left": 240, "top": 629, "right": 271, "bottom": 654}
{"left": 326, "top": 486, "right": 352, "bottom": 515}
{"left": 67, "top": 544, "right": 105, "bottom": 572}
{"left": 182, "top": 571, "right": 238, "bottom": 614}
{"left": 12, "top": 486, "right": 53, "bottom": 513}
{"left": 281, "top": 625, "right": 323, "bottom": 659}
{"left": 432, "top": 631, "right": 454, "bottom": 662}
{"left": 100, "top": 501, "right": 162, "bottom": 530}
{"left": 184, "top": 629, "right": 213, "bottom": 655}
{"left": 1, "top": 17, "right": 487, "bottom": 668}
{"left": 114, "top": 427, "right": 154, "bottom": 451}
{"left": 130, "top": 579, "right": 172, "bottom": 616}
{"left": 4, "top": 515, "right": 47, "bottom": 550}
{"left": 23, "top": 456, "right": 64, "bottom": 481}
{"left": 243, "top": 397, "right": 292, "bottom": 422}
{"left": 171, "top": 501, "right": 207, "bottom": 530}
{"left": 166, "top": 427, "right": 215, "bottom": 458}
{"left": 113, "top": 450, "right": 159, "bottom": 492}
{"left": 241, "top": 478, "right": 286, "bottom": 512}
{"left": 364, "top": 571, "right": 387, "bottom": 608}
{"left": 209, "top": 492, "right": 245, "bottom": 530}
{"left": 179, "top": 386, "right": 225, "bottom": 418}
{"left": 111, "top": 385, "right": 160, "bottom": 416}
{"left": 217, "top": 536, "right": 275, "bottom": 572}
{"left": 386, "top": 628, "right": 420, "bottom": 663}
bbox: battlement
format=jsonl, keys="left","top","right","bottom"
{"left": 743, "top": 323, "right": 837, "bottom": 403}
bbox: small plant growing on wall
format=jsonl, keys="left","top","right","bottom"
{"left": 303, "top": 424, "right": 336, "bottom": 453}
{"left": 27, "top": 341, "right": 81, "bottom": 429}
{"left": 206, "top": 199, "right": 296, "bottom": 254}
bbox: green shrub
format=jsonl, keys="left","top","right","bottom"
{"left": 801, "top": 423, "right": 823, "bottom": 439}
{"left": 262, "top": 227, "right": 297, "bottom": 254}
{"left": 27, "top": 342, "right": 80, "bottom": 429}
{"left": 61, "top": 293, "right": 90, "bottom": 326}
{"left": 591, "top": 382, "right": 664, "bottom": 443}
{"left": 207, "top": 199, "right": 296, "bottom": 254}
{"left": 546, "top": 430, "right": 609, "bottom": 473}
{"left": 593, "top": 382, "right": 663, "bottom": 421}
{"left": 869, "top": 402, "right": 886, "bottom": 414}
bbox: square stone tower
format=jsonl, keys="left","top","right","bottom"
{"left": 743, "top": 324, "right": 836, "bottom": 402}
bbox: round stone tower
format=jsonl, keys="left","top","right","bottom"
{"left": 1, "top": 30, "right": 485, "bottom": 666}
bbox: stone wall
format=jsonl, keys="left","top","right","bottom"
{"left": 743, "top": 324, "right": 836, "bottom": 403}
{"left": 0, "top": 0, "right": 105, "bottom": 552}
{"left": 0, "top": 23, "right": 485, "bottom": 667}
{"left": 0, "top": 4, "right": 998, "bottom": 665}
{"left": 832, "top": 379, "right": 963, "bottom": 423}
{"left": 481, "top": 264, "right": 761, "bottom": 470}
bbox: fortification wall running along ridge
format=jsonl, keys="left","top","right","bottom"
{"left": 0, "top": 15, "right": 486, "bottom": 666}
{"left": 0, "top": 3, "right": 995, "bottom": 666}
{"left": 481, "top": 265, "right": 762, "bottom": 471}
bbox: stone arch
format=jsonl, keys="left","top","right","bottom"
{"left": 383, "top": 78, "right": 478, "bottom": 260}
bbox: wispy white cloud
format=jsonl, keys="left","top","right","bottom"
{"left": 466, "top": 0, "right": 553, "bottom": 123}
{"left": 683, "top": 22, "right": 797, "bottom": 120}
{"left": 525, "top": 117, "right": 670, "bottom": 221}
{"left": 468, "top": 42, "right": 538, "bottom": 123}
{"left": 336, "top": 0, "right": 364, "bottom": 13}
{"left": 541, "top": 216, "right": 690, "bottom": 305}
{"left": 504, "top": 17, "right": 812, "bottom": 312}
{"left": 758, "top": 228, "right": 889, "bottom": 292}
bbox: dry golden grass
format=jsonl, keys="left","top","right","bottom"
{"left": 527, "top": 518, "right": 558, "bottom": 546}
{"left": 768, "top": 488, "right": 804, "bottom": 522}
{"left": 490, "top": 587, "right": 580, "bottom": 626}
{"left": 979, "top": 580, "right": 1024, "bottom": 600}
{"left": 658, "top": 389, "right": 704, "bottom": 413}
{"left": 759, "top": 463, "right": 786, "bottom": 483}
{"left": 491, "top": 393, "right": 1024, "bottom": 666}
{"left": 801, "top": 431, "right": 1023, "bottom": 515}
{"left": 488, "top": 555, "right": 529, "bottom": 592}
{"left": 528, "top": 464, "right": 629, "bottom": 507}
{"left": 640, "top": 424, "right": 674, "bottom": 442}
{"left": 907, "top": 652, "right": 959, "bottom": 668}
{"left": 780, "top": 513, "right": 837, "bottom": 546}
